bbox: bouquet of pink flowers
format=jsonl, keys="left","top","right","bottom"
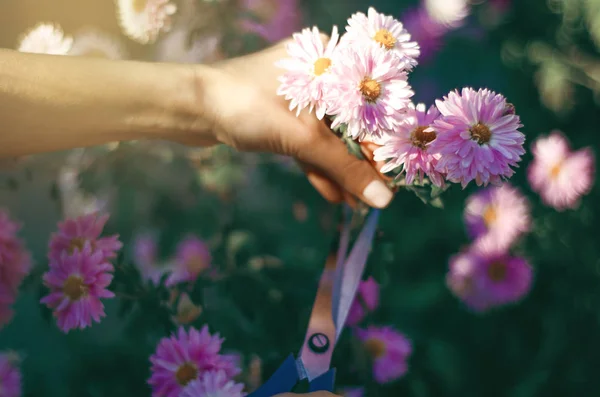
{"left": 276, "top": 7, "right": 526, "bottom": 205}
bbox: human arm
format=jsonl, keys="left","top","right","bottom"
{"left": 0, "top": 42, "right": 393, "bottom": 208}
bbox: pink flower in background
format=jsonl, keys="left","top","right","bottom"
{"left": 0, "top": 210, "right": 32, "bottom": 329}
{"left": 180, "top": 370, "right": 245, "bottom": 397}
{"left": 48, "top": 213, "right": 122, "bottom": 262}
{"left": 338, "top": 387, "right": 364, "bottom": 397}
{"left": 0, "top": 303, "right": 14, "bottom": 328}
{"left": 40, "top": 246, "right": 115, "bottom": 332}
{"left": 374, "top": 103, "right": 445, "bottom": 187}
{"left": 446, "top": 244, "right": 533, "bottom": 312}
{"left": 132, "top": 233, "right": 167, "bottom": 285}
{"left": 166, "top": 236, "right": 212, "bottom": 287}
{"left": 402, "top": 7, "right": 446, "bottom": 62}
{"left": 148, "top": 326, "right": 241, "bottom": 397}
{"left": 116, "top": 0, "right": 177, "bottom": 44}
{"left": 17, "top": 23, "right": 73, "bottom": 54}
{"left": 341, "top": 7, "right": 420, "bottom": 68}
{"left": 276, "top": 26, "right": 340, "bottom": 119}
{"left": 241, "top": 0, "right": 302, "bottom": 43}
{"left": 528, "top": 132, "right": 595, "bottom": 211}
{"left": 0, "top": 353, "right": 21, "bottom": 397}
{"left": 346, "top": 277, "right": 380, "bottom": 326}
{"left": 424, "top": 0, "right": 470, "bottom": 29}
{"left": 431, "top": 88, "right": 525, "bottom": 188}
{"left": 328, "top": 44, "right": 414, "bottom": 141}
{"left": 464, "top": 184, "right": 531, "bottom": 251}
{"left": 356, "top": 326, "right": 412, "bottom": 384}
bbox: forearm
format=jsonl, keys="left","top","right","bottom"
{"left": 0, "top": 49, "right": 211, "bottom": 158}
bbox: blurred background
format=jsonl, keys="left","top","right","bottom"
{"left": 1, "top": 0, "right": 600, "bottom": 396}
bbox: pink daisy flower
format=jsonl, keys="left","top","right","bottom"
{"left": 356, "top": 326, "right": 412, "bottom": 384}
{"left": 166, "top": 236, "right": 212, "bottom": 287}
{"left": 116, "top": 0, "right": 177, "bottom": 44}
{"left": 346, "top": 277, "right": 380, "bottom": 326}
{"left": 276, "top": 26, "right": 340, "bottom": 120}
{"left": 527, "top": 132, "right": 595, "bottom": 211}
{"left": 148, "top": 326, "right": 241, "bottom": 397}
{"left": 0, "top": 353, "right": 22, "bottom": 397}
{"left": 240, "top": 0, "right": 302, "bottom": 44}
{"left": 0, "top": 210, "right": 32, "bottom": 328}
{"left": 132, "top": 233, "right": 167, "bottom": 285}
{"left": 48, "top": 213, "right": 122, "bottom": 263}
{"left": 17, "top": 23, "right": 73, "bottom": 54}
{"left": 373, "top": 103, "right": 445, "bottom": 186}
{"left": 430, "top": 88, "right": 525, "bottom": 188}
{"left": 341, "top": 7, "right": 420, "bottom": 68}
{"left": 446, "top": 244, "right": 533, "bottom": 312}
{"left": 180, "top": 370, "right": 245, "bottom": 397}
{"left": 328, "top": 44, "right": 414, "bottom": 141}
{"left": 464, "top": 184, "right": 531, "bottom": 251}
{"left": 40, "top": 245, "right": 115, "bottom": 332}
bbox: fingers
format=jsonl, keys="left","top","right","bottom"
{"left": 293, "top": 123, "right": 394, "bottom": 209}
{"left": 299, "top": 162, "right": 344, "bottom": 204}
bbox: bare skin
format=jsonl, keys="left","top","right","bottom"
{"left": 0, "top": 38, "right": 393, "bottom": 208}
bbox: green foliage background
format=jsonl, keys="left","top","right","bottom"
{"left": 1, "top": 0, "right": 600, "bottom": 396}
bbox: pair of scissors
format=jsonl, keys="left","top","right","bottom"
{"left": 248, "top": 206, "right": 381, "bottom": 396}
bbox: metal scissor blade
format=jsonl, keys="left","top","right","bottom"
{"left": 333, "top": 209, "right": 380, "bottom": 341}
{"left": 331, "top": 204, "right": 353, "bottom": 330}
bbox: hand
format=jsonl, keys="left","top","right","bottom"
{"left": 185, "top": 38, "right": 394, "bottom": 209}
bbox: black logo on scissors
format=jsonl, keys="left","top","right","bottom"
{"left": 308, "top": 333, "right": 330, "bottom": 354}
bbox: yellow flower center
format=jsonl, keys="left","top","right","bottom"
{"left": 132, "top": 0, "right": 149, "bottom": 13}
{"left": 364, "top": 338, "right": 387, "bottom": 359}
{"left": 487, "top": 261, "right": 508, "bottom": 282}
{"left": 470, "top": 123, "right": 492, "bottom": 145}
{"left": 175, "top": 362, "right": 198, "bottom": 386}
{"left": 482, "top": 205, "right": 497, "bottom": 227}
{"left": 63, "top": 275, "right": 88, "bottom": 301}
{"left": 411, "top": 126, "right": 437, "bottom": 149}
{"left": 313, "top": 57, "right": 332, "bottom": 76}
{"left": 68, "top": 237, "right": 91, "bottom": 254}
{"left": 359, "top": 78, "right": 381, "bottom": 102}
{"left": 374, "top": 29, "right": 396, "bottom": 50}
{"left": 550, "top": 163, "right": 562, "bottom": 179}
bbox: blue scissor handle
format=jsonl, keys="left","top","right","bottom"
{"left": 247, "top": 355, "right": 335, "bottom": 396}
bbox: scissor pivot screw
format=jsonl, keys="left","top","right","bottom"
{"left": 308, "top": 333, "right": 330, "bottom": 354}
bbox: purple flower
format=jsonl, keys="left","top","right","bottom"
{"left": 240, "top": 0, "right": 302, "bottom": 44}
{"left": 40, "top": 245, "right": 115, "bottom": 332}
{"left": 346, "top": 277, "right": 380, "bottom": 326}
{"left": 464, "top": 184, "right": 531, "bottom": 251}
{"left": 338, "top": 387, "right": 364, "bottom": 397}
{"left": 148, "top": 326, "right": 240, "bottom": 397}
{"left": 528, "top": 132, "right": 595, "bottom": 211}
{"left": 402, "top": 7, "right": 446, "bottom": 62}
{"left": 430, "top": 88, "right": 525, "bottom": 188}
{"left": 341, "top": 7, "right": 420, "bottom": 68}
{"left": 180, "top": 370, "right": 245, "bottom": 397}
{"left": 0, "top": 210, "right": 31, "bottom": 328}
{"left": 132, "top": 233, "right": 167, "bottom": 285}
{"left": 374, "top": 103, "right": 445, "bottom": 187}
{"left": 165, "top": 236, "right": 212, "bottom": 287}
{"left": 328, "top": 44, "right": 414, "bottom": 141}
{"left": 48, "top": 213, "right": 122, "bottom": 262}
{"left": 356, "top": 326, "right": 412, "bottom": 384}
{"left": 0, "top": 352, "right": 21, "bottom": 397}
{"left": 446, "top": 244, "right": 533, "bottom": 312}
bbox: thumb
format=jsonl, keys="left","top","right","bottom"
{"left": 289, "top": 121, "right": 394, "bottom": 209}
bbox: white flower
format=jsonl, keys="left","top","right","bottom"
{"left": 18, "top": 23, "right": 73, "bottom": 55}
{"left": 69, "top": 29, "right": 128, "bottom": 59}
{"left": 116, "top": 0, "right": 177, "bottom": 44}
